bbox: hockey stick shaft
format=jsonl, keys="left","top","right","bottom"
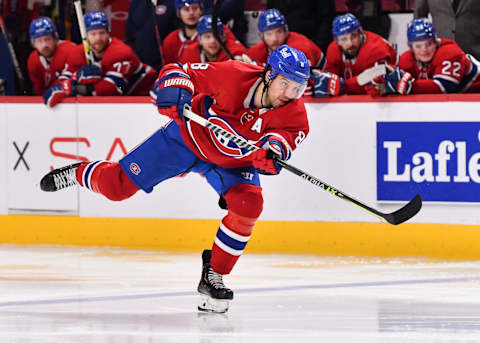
{"left": 0, "top": 16, "right": 26, "bottom": 94}
{"left": 74, "top": 1, "right": 94, "bottom": 64}
{"left": 148, "top": 0, "right": 165, "bottom": 66}
{"left": 183, "top": 105, "right": 422, "bottom": 225}
{"left": 212, "top": 0, "right": 234, "bottom": 60}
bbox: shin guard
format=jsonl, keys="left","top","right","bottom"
{"left": 211, "top": 184, "right": 263, "bottom": 274}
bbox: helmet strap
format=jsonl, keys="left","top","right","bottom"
{"left": 261, "top": 78, "right": 272, "bottom": 108}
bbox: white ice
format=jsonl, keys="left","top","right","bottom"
{"left": 1, "top": 245, "right": 480, "bottom": 342}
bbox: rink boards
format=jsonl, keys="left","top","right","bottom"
{"left": 1, "top": 95, "right": 480, "bottom": 258}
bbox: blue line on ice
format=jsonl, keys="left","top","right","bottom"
{"left": 1, "top": 276, "right": 479, "bottom": 307}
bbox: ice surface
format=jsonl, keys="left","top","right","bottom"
{"left": 1, "top": 246, "right": 480, "bottom": 342}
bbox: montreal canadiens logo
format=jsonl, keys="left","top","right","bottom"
{"left": 155, "top": 5, "right": 167, "bottom": 15}
{"left": 130, "top": 163, "right": 141, "bottom": 175}
{"left": 240, "top": 112, "right": 255, "bottom": 125}
{"left": 208, "top": 117, "right": 251, "bottom": 158}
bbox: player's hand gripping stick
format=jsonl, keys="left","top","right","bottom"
{"left": 154, "top": 72, "right": 194, "bottom": 121}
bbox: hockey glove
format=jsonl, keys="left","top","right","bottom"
{"left": 252, "top": 149, "right": 282, "bottom": 175}
{"left": 76, "top": 65, "right": 102, "bottom": 85}
{"left": 364, "top": 77, "right": 386, "bottom": 97}
{"left": 310, "top": 70, "right": 344, "bottom": 97}
{"left": 383, "top": 67, "right": 414, "bottom": 95}
{"left": 154, "top": 73, "right": 194, "bottom": 121}
{"left": 251, "top": 138, "right": 285, "bottom": 175}
{"left": 42, "top": 79, "right": 75, "bottom": 108}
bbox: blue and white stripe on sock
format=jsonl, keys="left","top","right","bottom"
{"left": 81, "top": 160, "right": 104, "bottom": 191}
{"left": 213, "top": 222, "right": 251, "bottom": 256}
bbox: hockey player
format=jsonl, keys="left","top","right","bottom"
{"left": 162, "top": 0, "right": 204, "bottom": 64}
{"left": 43, "top": 11, "right": 157, "bottom": 107}
{"left": 393, "top": 18, "right": 480, "bottom": 94}
{"left": 40, "top": 45, "right": 311, "bottom": 313}
{"left": 162, "top": 0, "right": 239, "bottom": 64}
{"left": 321, "top": 13, "right": 398, "bottom": 95}
{"left": 27, "top": 17, "right": 76, "bottom": 95}
{"left": 179, "top": 15, "right": 247, "bottom": 63}
{"left": 247, "top": 8, "right": 325, "bottom": 69}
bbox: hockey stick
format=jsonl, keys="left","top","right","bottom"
{"left": 74, "top": 1, "right": 94, "bottom": 64}
{"left": 0, "top": 16, "right": 26, "bottom": 94}
{"left": 212, "top": 0, "right": 234, "bottom": 60}
{"left": 147, "top": 0, "right": 165, "bottom": 66}
{"left": 183, "top": 105, "right": 422, "bottom": 225}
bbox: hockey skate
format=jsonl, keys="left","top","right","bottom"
{"left": 40, "top": 162, "right": 86, "bottom": 192}
{"left": 197, "top": 249, "right": 234, "bottom": 313}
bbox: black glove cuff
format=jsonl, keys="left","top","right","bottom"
{"left": 74, "top": 84, "right": 94, "bottom": 96}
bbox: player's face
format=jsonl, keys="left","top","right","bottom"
{"left": 263, "top": 27, "right": 288, "bottom": 52}
{"left": 411, "top": 38, "right": 437, "bottom": 63}
{"left": 179, "top": 3, "right": 202, "bottom": 27}
{"left": 267, "top": 73, "right": 306, "bottom": 108}
{"left": 33, "top": 35, "right": 57, "bottom": 58}
{"left": 336, "top": 30, "right": 363, "bottom": 57}
{"left": 87, "top": 28, "right": 109, "bottom": 54}
{"left": 199, "top": 32, "right": 222, "bottom": 59}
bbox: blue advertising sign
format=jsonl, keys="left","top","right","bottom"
{"left": 377, "top": 122, "right": 480, "bottom": 202}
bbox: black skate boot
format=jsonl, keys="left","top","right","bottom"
{"left": 40, "top": 162, "right": 87, "bottom": 192}
{"left": 197, "top": 249, "right": 234, "bottom": 313}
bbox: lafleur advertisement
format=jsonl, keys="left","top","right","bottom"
{"left": 377, "top": 122, "right": 480, "bottom": 202}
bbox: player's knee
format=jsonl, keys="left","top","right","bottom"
{"left": 224, "top": 184, "right": 263, "bottom": 219}
{"left": 96, "top": 162, "right": 139, "bottom": 201}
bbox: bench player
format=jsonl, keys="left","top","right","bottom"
{"left": 27, "top": 17, "right": 76, "bottom": 95}
{"left": 393, "top": 18, "right": 480, "bottom": 94}
{"left": 247, "top": 8, "right": 325, "bottom": 69}
{"left": 179, "top": 14, "right": 246, "bottom": 63}
{"left": 320, "top": 13, "right": 398, "bottom": 95}
{"left": 43, "top": 11, "right": 157, "bottom": 107}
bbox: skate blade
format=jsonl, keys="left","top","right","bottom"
{"left": 198, "top": 294, "right": 229, "bottom": 313}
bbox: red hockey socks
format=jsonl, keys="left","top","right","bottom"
{"left": 210, "top": 184, "right": 263, "bottom": 275}
{"left": 76, "top": 161, "right": 139, "bottom": 201}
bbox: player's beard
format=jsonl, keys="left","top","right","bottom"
{"left": 91, "top": 40, "right": 108, "bottom": 55}
{"left": 272, "top": 96, "right": 290, "bottom": 108}
{"left": 264, "top": 86, "right": 290, "bottom": 109}
{"left": 185, "top": 23, "right": 197, "bottom": 30}
{"left": 343, "top": 47, "right": 359, "bottom": 59}
{"left": 39, "top": 47, "right": 55, "bottom": 59}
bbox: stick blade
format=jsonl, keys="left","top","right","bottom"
{"left": 384, "top": 194, "right": 422, "bottom": 225}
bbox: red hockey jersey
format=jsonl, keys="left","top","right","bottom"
{"left": 325, "top": 30, "right": 397, "bottom": 94}
{"left": 162, "top": 28, "right": 198, "bottom": 65}
{"left": 162, "top": 25, "right": 238, "bottom": 64}
{"left": 179, "top": 38, "right": 247, "bottom": 63}
{"left": 247, "top": 31, "right": 325, "bottom": 69}
{"left": 158, "top": 61, "right": 309, "bottom": 168}
{"left": 63, "top": 37, "right": 156, "bottom": 96}
{"left": 398, "top": 39, "right": 480, "bottom": 93}
{"left": 27, "top": 40, "right": 77, "bottom": 95}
